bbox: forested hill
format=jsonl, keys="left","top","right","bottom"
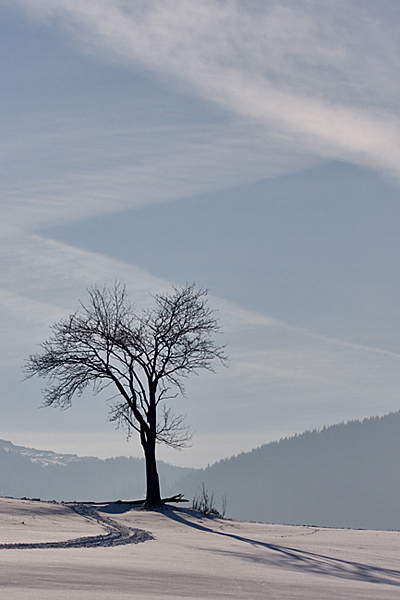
{"left": 2, "top": 412, "right": 399, "bottom": 530}
{"left": 0, "top": 440, "right": 193, "bottom": 502}
{"left": 171, "top": 412, "right": 400, "bottom": 531}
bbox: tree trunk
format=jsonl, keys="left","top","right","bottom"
{"left": 143, "top": 440, "right": 162, "bottom": 506}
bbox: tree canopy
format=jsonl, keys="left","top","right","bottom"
{"left": 25, "top": 282, "right": 226, "bottom": 505}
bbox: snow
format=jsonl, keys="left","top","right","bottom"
{"left": 0, "top": 498, "right": 399, "bottom": 599}
{"left": 0, "top": 498, "right": 104, "bottom": 545}
{"left": 0, "top": 439, "right": 90, "bottom": 467}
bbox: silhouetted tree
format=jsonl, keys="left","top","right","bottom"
{"left": 24, "top": 283, "right": 226, "bottom": 506}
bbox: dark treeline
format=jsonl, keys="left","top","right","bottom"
{"left": 169, "top": 412, "right": 400, "bottom": 531}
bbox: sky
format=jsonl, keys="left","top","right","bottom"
{"left": 1, "top": 0, "right": 400, "bottom": 467}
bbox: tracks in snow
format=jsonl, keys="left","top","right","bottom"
{"left": 0, "top": 502, "right": 153, "bottom": 550}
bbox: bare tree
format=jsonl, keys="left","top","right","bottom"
{"left": 24, "top": 283, "right": 226, "bottom": 506}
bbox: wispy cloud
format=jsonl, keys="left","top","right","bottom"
{"left": 0, "top": 115, "right": 316, "bottom": 233}
{"left": 7, "top": 0, "right": 400, "bottom": 179}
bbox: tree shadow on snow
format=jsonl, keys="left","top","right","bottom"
{"left": 164, "top": 508, "right": 400, "bottom": 587}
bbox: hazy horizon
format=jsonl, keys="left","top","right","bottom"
{"left": 1, "top": 411, "right": 399, "bottom": 532}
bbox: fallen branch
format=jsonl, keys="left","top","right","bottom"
{"left": 115, "top": 494, "right": 188, "bottom": 506}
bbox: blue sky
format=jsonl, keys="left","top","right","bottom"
{"left": 1, "top": 0, "right": 400, "bottom": 467}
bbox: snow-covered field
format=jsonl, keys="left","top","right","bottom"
{"left": 0, "top": 498, "right": 399, "bottom": 599}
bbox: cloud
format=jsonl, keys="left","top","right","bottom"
{"left": 7, "top": 0, "right": 400, "bottom": 180}
{"left": 4, "top": 228, "right": 400, "bottom": 384}
{"left": 0, "top": 115, "right": 317, "bottom": 233}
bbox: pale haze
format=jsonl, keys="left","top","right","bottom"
{"left": 1, "top": 0, "right": 400, "bottom": 467}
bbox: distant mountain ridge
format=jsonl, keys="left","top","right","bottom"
{"left": 0, "top": 439, "right": 193, "bottom": 502}
{"left": 0, "top": 439, "right": 87, "bottom": 467}
{"left": 172, "top": 412, "right": 400, "bottom": 531}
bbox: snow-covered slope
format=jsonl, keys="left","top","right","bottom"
{"left": 0, "top": 497, "right": 399, "bottom": 599}
{"left": 0, "top": 439, "right": 84, "bottom": 467}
